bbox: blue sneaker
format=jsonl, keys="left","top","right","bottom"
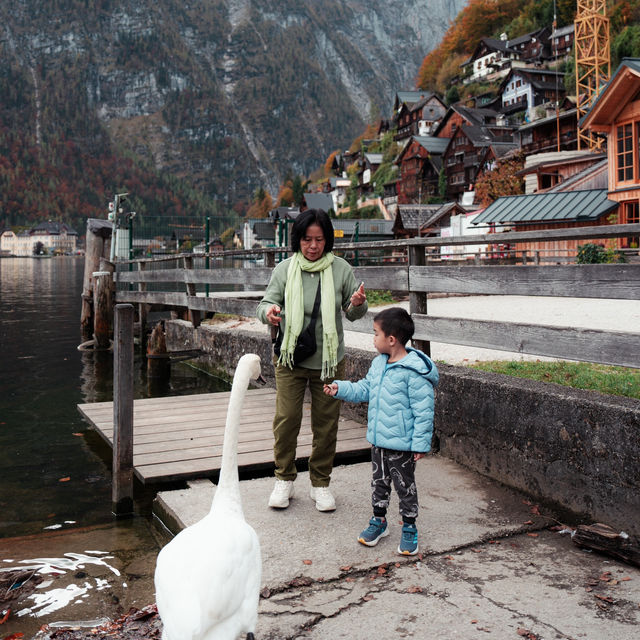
{"left": 358, "top": 517, "right": 389, "bottom": 547}
{"left": 398, "top": 523, "right": 418, "bottom": 555}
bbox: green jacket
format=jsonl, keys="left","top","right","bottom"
{"left": 257, "top": 255, "right": 368, "bottom": 370}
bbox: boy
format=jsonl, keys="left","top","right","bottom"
{"left": 323, "top": 307, "right": 438, "bottom": 555}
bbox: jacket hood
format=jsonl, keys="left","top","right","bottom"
{"left": 386, "top": 347, "right": 439, "bottom": 386}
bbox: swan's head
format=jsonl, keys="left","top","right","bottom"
{"left": 237, "top": 353, "right": 262, "bottom": 381}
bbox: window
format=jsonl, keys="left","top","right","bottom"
{"left": 623, "top": 201, "right": 640, "bottom": 248}
{"left": 617, "top": 124, "right": 634, "bottom": 182}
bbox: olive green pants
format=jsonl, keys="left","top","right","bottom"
{"left": 272, "top": 358, "right": 345, "bottom": 487}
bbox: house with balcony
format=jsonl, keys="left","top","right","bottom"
{"left": 549, "top": 24, "right": 575, "bottom": 60}
{"left": 461, "top": 36, "right": 520, "bottom": 85}
{"left": 515, "top": 100, "right": 578, "bottom": 155}
{"left": 581, "top": 57, "right": 640, "bottom": 249}
{"left": 499, "top": 68, "right": 567, "bottom": 121}
{"left": 393, "top": 92, "right": 447, "bottom": 141}
{"left": 395, "top": 136, "right": 450, "bottom": 204}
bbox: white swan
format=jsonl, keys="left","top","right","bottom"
{"left": 154, "top": 353, "right": 263, "bottom": 640}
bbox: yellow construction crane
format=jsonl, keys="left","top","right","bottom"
{"left": 574, "top": 0, "right": 610, "bottom": 150}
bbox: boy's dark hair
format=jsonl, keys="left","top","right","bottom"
{"left": 373, "top": 307, "right": 414, "bottom": 345}
{"left": 290, "top": 209, "right": 335, "bottom": 253}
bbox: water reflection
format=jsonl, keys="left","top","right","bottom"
{"left": 0, "top": 257, "right": 229, "bottom": 539}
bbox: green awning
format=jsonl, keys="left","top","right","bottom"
{"left": 471, "top": 189, "right": 618, "bottom": 226}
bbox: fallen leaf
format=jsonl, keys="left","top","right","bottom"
{"left": 600, "top": 571, "right": 612, "bottom": 582}
{"left": 339, "top": 565, "right": 352, "bottom": 572}
{"left": 3, "top": 634, "right": 24, "bottom": 639}
{"left": 444, "top": 555, "right": 454, "bottom": 561}
{"left": 345, "top": 577, "right": 355, "bottom": 582}
{"left": 302, "top": 559, "right": 312, "bottom": 565}
{"left": 594, "top": 594, "right": 614, "bottom": 603}
{"left": 470, "top": 619, "right": 478, "bottom": 624}
{"left": 377, "top": 566, "right": 387, "bottom": 575}
{"left": 406, "top": 586, "right": 423, "bottom": 593}
{"left": 58, "top": 477, "right": 70, "bottom": 482}
{"left": 0, "top": 609, "right": 10, "bottom": 624}
{"left": 621, "top": 577, "right": 631, "bottom": 582}
{"left": 72, "top": 433, "right": 84, "bottom": 437}
{"left": 523, "top": 520, "right": 534, "bottom": 525}
{"left": 471, "top": 548, "right": 482, "bottom": 553}
{"left": 530, "top": 504, "right": 541, "bottom": 516}
{"left": 527, "top": 533, "right": 539, "bottom": 538}
{"left": 362, "top": 594, "right": 374, "bottom": 601}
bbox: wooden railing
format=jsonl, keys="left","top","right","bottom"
{"left": 113, "top": 224, "right": 640, "bottom": 368}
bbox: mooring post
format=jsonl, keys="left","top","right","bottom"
{"left": 112, "top": 303, "right": 135, "bottom": 516}
{"left": 93, "top": 270, "right": 114, "bottom": 349}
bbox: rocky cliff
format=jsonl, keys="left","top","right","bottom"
{"left": 0, "top": 0, "right": 464, "bottom": 204}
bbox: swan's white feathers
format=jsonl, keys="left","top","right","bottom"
{"left": 154, "top": 353, "right": 263, "bottom": 640}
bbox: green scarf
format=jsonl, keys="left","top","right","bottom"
{"left": 279, "top": 251, "right": 338, "bottom": 379}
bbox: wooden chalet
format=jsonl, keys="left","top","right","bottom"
{"left": 470, "top": 189, "right": 618, "bottom": 258}
{"left": 395, "top": 135, "right": 449, "bottom": 204}
{"left": 394, "top": 93, "right": 447, "bottom": 140}
{"left": 549, "top": 24, "right": 574, "bottom": 60}
{"left": 432, "top": 104, "right": 514, "bottom": 140}
{"left": 516, "top": 101, "right": 578, "bottom": 155}
{"left": 519, "top": 151, "right": 607, "bottom": 193}
{"left": 460, "top": 36, "right": 518, "bottom": 85}
{"left": 392, "top": 202, "right": 465, "bottom": 239}
{"left": 581, "top": 58, "right": 640, "bottom": 250}
{"left": 499, "top": 68, "right": 567, "bottom": 119}
{"left": 506, "top": 27, "right": 551, "bottom": 64}
{"left": 443, "top": 125, "right": 517, "bottom": 201}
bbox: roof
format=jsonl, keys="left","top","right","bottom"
{"left": 304, "top": 192, "right": 334, "bottom": 213}
{"left": 412, "top": 136, "right": 449, "bottom": 155}
{"left": 394, "top": 91, "right": 432, "bottom": 109}
{"left": 471, "top": 189, "right": 618, "bottom": 225}
{"left": 364, "top": 153, "right": 383, "bottom": 165}
{"left": 394, "top": 203, "right": 462, "bottom": 232}
{"left": 31, "top": 221, "right": 78, "bottom": 236}
{"left": 551, "top": 24, "right": 574, "bottom": 38}
{"left": 580, "top": 58, "right": 640, "bottom": 129}
{"left": 332, "top": 219, "right": 394, "bottom": 237}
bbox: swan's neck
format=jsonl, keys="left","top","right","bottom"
{"left": 211, "top": 365, "right": 252, "bottom": 515}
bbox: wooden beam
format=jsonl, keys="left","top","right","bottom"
{"left": 413, "top": 314, "right": 640, "bottom": 368}
{"left": 410, "top": 264, "right": 640, "bottom": 299}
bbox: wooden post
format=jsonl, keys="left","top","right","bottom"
{"left": 81, "top": 219, "right": 113, "bottom": 340}
{"left": 183, "top": 256, "right": 201, "bottom": 328}
{"left": 112, "top": 304, "right": 134, "bottom": 516}
{"left": 93, "top": 271, "right": 113, "bottom": 349}
{"left": 138, "top": 261, "right": 148, "bottom": 355}
{"left": 408, "top": 244, "right": 430, "bottom": 356}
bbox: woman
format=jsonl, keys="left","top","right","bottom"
{"left": 257, "top": 209, "right": 367, "bottom": 512}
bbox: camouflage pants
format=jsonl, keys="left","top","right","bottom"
{"left": 371, "top": 446, "right": 418, "bottom": 521}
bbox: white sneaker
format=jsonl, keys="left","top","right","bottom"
{"left": 309, "top": 486, "right": 336, "bottom": 512}
{"left": 268, "top": 479, "right": 294, "bottom": 508}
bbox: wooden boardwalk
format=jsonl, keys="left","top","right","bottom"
{"left": 77, "top": 388, "right": 369, "bottom": 484}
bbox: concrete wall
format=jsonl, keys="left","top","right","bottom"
{"left": 166, "top": 320, "right": 640, "bottom": 537}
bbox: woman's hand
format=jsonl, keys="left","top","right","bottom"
{"left": 350, "top": 282, "right": 366, "bottom": 307}
{"left": 266, "top": 305, "right": 281, "bottom": 326}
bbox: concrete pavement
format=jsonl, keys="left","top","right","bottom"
{"left": 154, "top": 456, "right": 640, "bottom": 639}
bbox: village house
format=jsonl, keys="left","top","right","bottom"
{"left": 506, "top": 27, "right": 552, "bottom": 65}
{"left": 392, "top": 202, "right": 466, "bottom": 239}
{"left": 460, "top": 35, "right": 520, "bottom": 85}
{"left": 499, "top": 68, "right": 567, "bottom": 121}
{"left": 395, "top": 135, "right": 449, "bottom": 204}
{"left": 516, "top": 100, "right": 578, "bottom": 155}
{"left": 0, "top": 221, "right": 78, "bottom": 256}
{"left": 549, "top": 24, "right": 575, "bottom": 60}
{"left": 393, "top": 92, "right": 447, "bottom": 140}
{"left": 442, "top": 124, "right": 517, "bottom": 202}
{"left": 581, "top": 57, "right": 640, "bottom": 250}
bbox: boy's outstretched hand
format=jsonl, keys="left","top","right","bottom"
{"left": 413, "top": 452, "right": 426, "bottom": 462}
{"left": 323, "top": 383, "right": 338, "bottom": 396}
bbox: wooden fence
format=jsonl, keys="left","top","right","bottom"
{"left": 113, "top": 224, "right": 640, "bottom": 369}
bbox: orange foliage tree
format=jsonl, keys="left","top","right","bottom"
{"left": 417, "top": 0, "right": 521, "bottom": 91}
{"left": 474, "top": 152, "right": 525, "bottom": 207}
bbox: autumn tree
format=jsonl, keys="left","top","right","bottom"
{"left": 474, "top": 152, "right": 525, "bottom": 207}
{"left": 246, "top": 187, "right": 273, "bottom": 218}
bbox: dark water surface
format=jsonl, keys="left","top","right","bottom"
{"left": 0, "top": 256, "right": 229, "bottom": 636}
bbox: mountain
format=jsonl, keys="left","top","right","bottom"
{"left": 0, "top": 0, "right": 465, "bottom": 220}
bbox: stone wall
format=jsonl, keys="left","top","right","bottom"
{"left": 166, "top": 320, "right": 640, "bottom": 536}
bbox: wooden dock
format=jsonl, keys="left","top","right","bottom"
{"left": 77, "top": 387, "right": 369, "bottom": 484}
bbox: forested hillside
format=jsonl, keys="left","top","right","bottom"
{"left": 0, "top": 0, "right": 464, "bottom": 233}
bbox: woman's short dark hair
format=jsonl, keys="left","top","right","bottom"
{"left": 290, "top": 209, "right": 334, "bottom": 253}
{"left": 373, "top": 307, "right": 415, "bottom": 345}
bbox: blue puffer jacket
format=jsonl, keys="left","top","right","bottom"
{"left": 334, "top": 348, "right": 438, "bottom": 453}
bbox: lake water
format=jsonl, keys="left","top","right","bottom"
{"left": 0, "top": 256, "right": 229, "bottom": 636}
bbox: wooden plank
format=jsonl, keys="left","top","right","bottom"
{"left": 409, "top": 264, "right": 640, "bottom": 299}
{"left": 78, "top": 388, "right": 369, "bottom": 484}
{"left": 352, "top": 266, "right": 409, "bottom": 291}
{"left": 413, "top": 314, "right": 640, "bottom": 368}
